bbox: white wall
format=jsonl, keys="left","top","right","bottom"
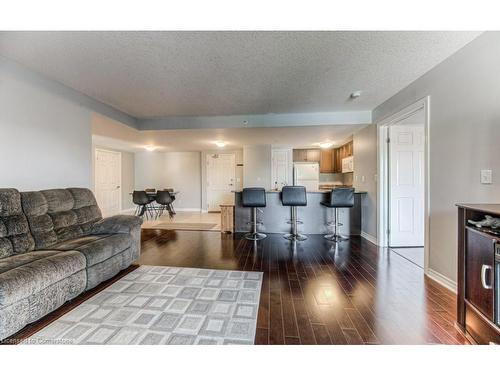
{"left": 164, "top": 152, "right": 201, "bottom": 210}
{"left": 0, "top": 58, "right": 92, "bottom": 190}
{"left": 134, "top": 151, "right": 166, "bottom": 190}
{"left": 352, "top": 124, "right": 378, "bottom": 240}
{"left": 373, "top": 31, "right": 500, "bottom": 283}
{"left": 243, "top": 145, "right": 272, "bottom": 189}
{"left": 134, "top": 151, "right": 202, "bottom": 210}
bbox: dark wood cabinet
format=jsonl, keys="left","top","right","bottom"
{"left": 457, "top": 204, "right": 500, "bottom": 344}
{"left": 465, "top": 227, "right": 495, "bottom": 320}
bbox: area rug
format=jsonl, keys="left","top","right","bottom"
{"left": 151, "top": 222, "right": 219, "bottom": 231}
{"left": 25, "top": 266, "right": 263, "bottom": 345}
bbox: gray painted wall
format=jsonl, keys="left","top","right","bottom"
{"left": 0, "top": 58, "right": 92, "bottom": 190}
{"left": 134, "top": 151, "right": 202, "bottom": 210}
{"left": 353, "top": 124, "right": 378, "bottom": 239}
{"left": 243, "top": 145, "right": 272, "bottom": 190}
{"left": 164, "top": 152, "right": 202, "bottom": 210}
{"left": 134, "top": 151, "right": 166, "bottom": 190}
{"left": 373, "top": 31, "right": 500, "bottom": 283}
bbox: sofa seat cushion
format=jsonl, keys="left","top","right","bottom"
{"left": 49, "top": 234, "right": 132, "bottom": 267}
{"left": 0, "top": 250, "right": 86, "bottom": 308}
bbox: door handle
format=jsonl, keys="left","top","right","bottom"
{"left": 481, "top": 265, "right": 493, "bottom": 289}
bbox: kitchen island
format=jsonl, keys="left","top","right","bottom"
{"left": 234, "top": 190, "right": 366, "bottom": 235}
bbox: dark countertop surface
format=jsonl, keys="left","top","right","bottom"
{"left": 456, "top": 203, "right": 500, "bottom": 215}
{"left": 234, "top": 190, "right": 367, "bottom": 194}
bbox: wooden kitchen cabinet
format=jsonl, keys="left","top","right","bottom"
{"left": 319, "top": 149, "right": 334, "bottom": 173}
{"left": 332, "top": 141, "right": 353, "bottom": 173}
{"left": 293, "top": 149, "right": 320, "bottom": 163}
{"left": 293, "top": 149, "right": 308, "bottom": 162}
{"left": 306, "top": 149, "right": 320, "bottom": 163}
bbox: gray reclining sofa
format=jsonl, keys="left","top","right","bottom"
{"left": 0, "top": 187, "right": 142, "bottom": 340}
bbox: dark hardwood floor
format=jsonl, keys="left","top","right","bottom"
{"left": 139, "top": 229, "right": 467, "bottom": 344}
{"left": 4, "top": 229, "right": 468, "bottom": 345}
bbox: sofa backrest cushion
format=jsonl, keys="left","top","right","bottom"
{"left": 21, "top": 188, "right": 102, "bottom": 249}
{"left": 0, "top": 189, "right": 35, "bottom": 258}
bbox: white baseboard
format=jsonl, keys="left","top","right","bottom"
{"left": 120, "top": 208, "right": 135, "bottom": 214}
{"left": 425, "top": 268, "right": 457, "bottom": 293}
{"left": 361, "top": 231, "right": 378, "bottom": 245}
{"left": 174, "top": 208, "right": 202, "bottom": 212}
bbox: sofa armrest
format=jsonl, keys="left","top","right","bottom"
{"left": 90, "top": 215, "right": 143, "bottom": 235}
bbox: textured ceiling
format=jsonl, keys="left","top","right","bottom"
{"left": 0, "top": 31, "right": 481, "bottom": 118}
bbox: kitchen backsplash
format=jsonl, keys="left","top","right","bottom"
{"left": 319, "top": 172, "right": 353, "bottom": 185}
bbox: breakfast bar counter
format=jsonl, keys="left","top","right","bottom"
{"left": 234, "top": 190, "right": 366, "bottom": 235}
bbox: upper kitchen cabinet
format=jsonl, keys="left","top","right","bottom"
{"left": 293, "top": 149, "right": 308, "bottom": 162}
{"left": 293, "top": 149, "right": 320, "bottom": 163}
{"left": 333, "top": 140, "right": 354, "bottom": 173}
{"left": 306, "top": 149, "right": 321, "bottom": 163}
{"left": 319, "top": 149, "right": 334, "bottom": 173}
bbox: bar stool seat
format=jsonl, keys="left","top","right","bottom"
{"left": 281, "top": 186, "right": 307, "bottom": 241}
{"left": 321, "top": 188, "right": 354, "bottom": 241}
{"left": 242, "top": 188, "right": 267, "bottom": 241}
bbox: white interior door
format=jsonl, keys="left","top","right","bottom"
{"left": 389, "top": 123, "right": 425, "bottom": 247}
{"left": 206, "top": 153, "right": 236, "bottom": 212}
{"left": 271, "top": 149, "right": 291, "bottom": 190}
{"left": 95, "top": 149, "right": 121, "bottom": 217}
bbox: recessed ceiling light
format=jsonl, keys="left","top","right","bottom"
{"left": 215, "top": 141, "right": 226, "bottom": 148}
{"left": 319, "top": 142, "right": 333, "bottom": 149}
{"left": 350, "top": 91, "right": 362, "bottom": 99}
{"left": 144, "top": 145, "right": 156, "bottom": 152}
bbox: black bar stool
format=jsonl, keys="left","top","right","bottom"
{"left": 321, "top": 188, "right": 354, "bottom": 241}
{"left": 242, "top": 188, "right": 267, "bottom": 241}
{"left": 281, "top": 186, "right": 307, "bottom": 241}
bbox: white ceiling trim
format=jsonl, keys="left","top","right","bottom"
{"left": 138, "top": 111, "right": 372, "bottom": 130}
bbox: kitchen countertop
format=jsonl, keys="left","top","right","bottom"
{"left": 233, "top": 190, "right": 367, "bottom": 194}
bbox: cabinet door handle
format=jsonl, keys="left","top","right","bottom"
{"left": 481, "top": 265, "right": 493, "bottom": 289}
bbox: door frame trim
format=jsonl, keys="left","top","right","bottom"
{"left": 376, "top": 96, "right": 430, "bottom": 272}
{"left": 94, "top": 148, "right": 122, "bottom": 215}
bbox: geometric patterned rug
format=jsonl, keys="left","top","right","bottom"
{"left": 24, "top": 266, "right": 263, "bottom": 345}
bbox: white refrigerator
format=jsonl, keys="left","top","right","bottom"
{"left": 293, "top": 162, "right": 319, "bottom": 191}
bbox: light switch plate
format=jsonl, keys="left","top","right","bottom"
{"left": 480, "top": 169, "right": 493, "bottom": 184}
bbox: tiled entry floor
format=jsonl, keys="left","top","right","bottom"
{"left": 142, "top": 211, "right": 221, "bottom": 231}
